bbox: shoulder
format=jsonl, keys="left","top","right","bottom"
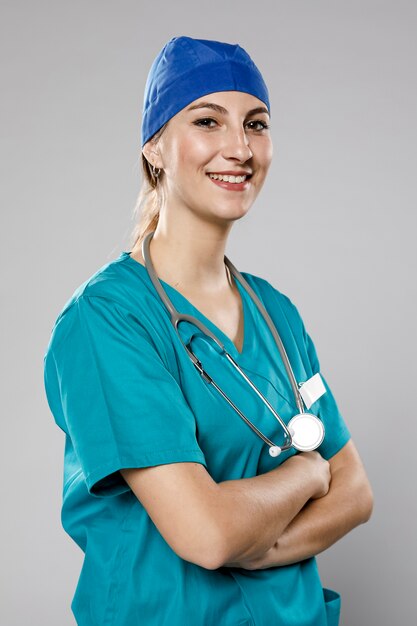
{"left": 45, "top": 252, "right": 151, "bottom": 351}
{"left": 239, "top": 270, "right": 302, "bottom": 324}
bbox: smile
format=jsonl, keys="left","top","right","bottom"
{"left": 209, "top": 173, "right": 248, "bottom": 183}
{"left": 206, "top": 173, "right": 252, "bottom": 191}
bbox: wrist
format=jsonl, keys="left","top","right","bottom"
{"left": 285, "top": 454, "right": 319, "bottom": 500}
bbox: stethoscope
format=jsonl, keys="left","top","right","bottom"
{"left": 142, "top": 231, "right": 325, "bottom": 457}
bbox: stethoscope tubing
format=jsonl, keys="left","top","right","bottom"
{"left": 141, "top": 231, "right": 312, "bottom": 454}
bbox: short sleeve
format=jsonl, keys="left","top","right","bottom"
{"left": 44, "top": 295, "right": 207, "bottom": 498}
{"left": 285, "top": 295, "right": 352, "bottom": 460}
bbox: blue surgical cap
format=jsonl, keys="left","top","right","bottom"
{"left": 141, "top": 36, "right": 270, "bottom": 148}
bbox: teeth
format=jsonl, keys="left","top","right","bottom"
{"left": 208, "top": 173, "right": 247, "bottom": 183}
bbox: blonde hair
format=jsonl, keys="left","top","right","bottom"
{"left": 129, "top": 122, "right": 169, "bottom": 249}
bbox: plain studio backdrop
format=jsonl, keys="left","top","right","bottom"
{"left": 1, "top": 1, "right": 416, "bottom": 624}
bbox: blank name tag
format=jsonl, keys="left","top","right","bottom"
{"left": 299, "top": 373, "right": 326, "bottom": 409}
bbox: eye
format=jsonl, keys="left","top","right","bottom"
{"left": 193, "top": 117, "right": 217, "bottom": 128}
{"left": 193, "top": 117, "right": 270, "bottom": 131}
{"left": 247, "top": 120, "right": 270, "bottom": 131}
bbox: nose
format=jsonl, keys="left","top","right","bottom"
{"left": 221, "top": 125, "right": 253, "bottom": 162}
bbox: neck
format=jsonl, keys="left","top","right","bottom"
{"left": 142, "top": 221, "right": 234, "bottom": 295}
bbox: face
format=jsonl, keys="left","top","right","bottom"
{"left": 143, "top": 91, "right": 273, "bottom": 225}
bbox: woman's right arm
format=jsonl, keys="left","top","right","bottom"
{"left": 120, "top": 451, "right": 330, "bottom": 570}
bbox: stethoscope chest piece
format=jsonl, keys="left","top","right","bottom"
{"left": 287, "top": 413, "right": 325, "bottom": 452}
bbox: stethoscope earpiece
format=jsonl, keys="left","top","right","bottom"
{"left": 268, "top": 446, "right": 282, "bottom": 457}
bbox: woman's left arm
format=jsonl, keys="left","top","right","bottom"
{"left": 223, "top": 440, "right": 374, "bottom": 570}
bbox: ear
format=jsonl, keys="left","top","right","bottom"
{"left": 142, "top": 141, "right": 162, "bottom": 169}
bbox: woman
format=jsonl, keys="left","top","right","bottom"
{"left": 43, "top": 36, "right": 373, "bottom": 626}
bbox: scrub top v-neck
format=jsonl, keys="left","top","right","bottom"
{"left": 43, "top": 250, "right": 351, "bottom": 626}
{"left": 133, "top": 252, "right": 252, "bottom": 359}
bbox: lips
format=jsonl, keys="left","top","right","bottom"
{"left": 207, "top": 172, "right": 252, "bottom": 178}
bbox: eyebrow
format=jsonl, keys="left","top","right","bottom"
{"left": 186, "top": 101, "right": 270, "bottom": 118}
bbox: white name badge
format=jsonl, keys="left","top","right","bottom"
{"left": 298, "top": 373, "right": 326, "bottom": 409}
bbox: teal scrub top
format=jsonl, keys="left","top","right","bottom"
{"left": 43, "top": 251, "right": 351, "bottom": 626}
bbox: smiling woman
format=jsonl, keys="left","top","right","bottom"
{"left": 140, "top": 88, "right": 273, "bottom": 226}
{"left": 44, "top": 35, "right": 373, "bottom": 626}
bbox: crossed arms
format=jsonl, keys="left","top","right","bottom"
{"left": 121, "top": 438, "right": 373, "bottom": 570}
{"left": 221, "top": 439, "right": 373, "bottom": 569}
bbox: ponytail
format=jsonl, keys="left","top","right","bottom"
{"left": 129, "top": 123, "right": 168, "bottom": 249}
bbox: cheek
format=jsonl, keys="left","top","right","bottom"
{"left": 176, "top": 134, "right": 215, "bottom": 173}
{"left": 263, "top": 139, "right": 274, "bottom": 167}
{"left": 254, "top": 136, "right": 273, "bottom": 167}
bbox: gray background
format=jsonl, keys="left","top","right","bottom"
{"left": 1, "top": 0, "right": 416, "bottom": 624}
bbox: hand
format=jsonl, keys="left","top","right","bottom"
{"left": 291, "top": 450, "right": 331, "bottom": 500}
{"left": 222, "top": 452, "right": 332, "bottom": 570}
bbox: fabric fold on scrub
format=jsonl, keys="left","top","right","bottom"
{"left": 43, "top": 250, "right": 351, "bottom": 625}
